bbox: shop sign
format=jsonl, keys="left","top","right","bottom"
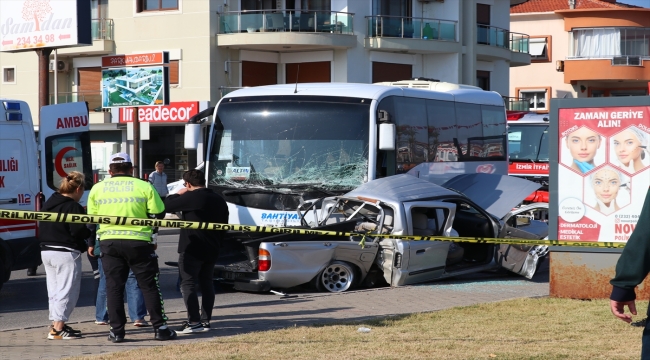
{"left": 0, "top": 0, "right": 91, "bottom": 52}
{"left": 557, "top": 106, "right": 650, "bottom": 243}
{"left": 102, "top": 52, "right": 168, "bottom": 68}
{"left": 119, "top": 102, "right": 199, "bottom": 123}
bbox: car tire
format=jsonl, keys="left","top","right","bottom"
{"left": 315, "top": 261, "right": 356, "bottom": 293}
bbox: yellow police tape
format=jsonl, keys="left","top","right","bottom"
{"left": 0, "top": 209, "right": 626, "bottom": 249}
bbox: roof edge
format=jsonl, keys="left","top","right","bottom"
{"left": 555, "top": 8, "right": 650, "bottom": 14}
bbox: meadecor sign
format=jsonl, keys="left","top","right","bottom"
{"left": 119, "top": 102, "right": 199, "bottom": 123}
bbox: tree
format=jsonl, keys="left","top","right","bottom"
{"left": 22, "top": 0, "right": 52, "bottom": 32}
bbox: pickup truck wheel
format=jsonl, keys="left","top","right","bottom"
{"left": 318, "top": 261, "right": 356, "bottom": 293}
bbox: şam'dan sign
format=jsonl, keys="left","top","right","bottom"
{"left": 0, "top": 0, "right": 91, "bottom": 52}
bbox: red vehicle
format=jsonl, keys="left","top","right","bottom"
{"left": 507, "top": 111, "right": 549, "bottom": 203}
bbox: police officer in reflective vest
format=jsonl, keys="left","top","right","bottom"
{"left": 87, "top": 152, "right": 177, "bottom": 342}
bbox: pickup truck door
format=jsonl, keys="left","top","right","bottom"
{"left": 39, "top": 103, "right": 93, "bottom": 206}
{"left": 391, "top": 201, "right": 457, "bottom": 286}
{"left": 496, "top": 202, "right": 549, "bottom": 279}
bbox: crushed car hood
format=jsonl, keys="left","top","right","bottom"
{"left": 442, "top": 173, "right": 541, "bottom": 219}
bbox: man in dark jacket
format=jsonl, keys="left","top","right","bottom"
{"left": 610, "top": 190, "right": 650, "bottom": 358}
{"left": 164, "top": 169, "right": 228, "bottom": 333}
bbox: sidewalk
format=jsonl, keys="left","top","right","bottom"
{"left": 0, "top": 273, "right": 549, "bottom": 359}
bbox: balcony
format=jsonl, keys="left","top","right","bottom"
{"left": 57, "top": 19, "right": 115, "bottom": 56}
{"left": 217, "top": 10, "right": 356, "bottom": 51}
{"left": 364, "top": 15, "right": 459, "bottom": 54}
{"left": 476, "top": 24, "right": 530, "bottom": 67}
{"left": 563, "top": 58, "right": 650, "bottom": 83}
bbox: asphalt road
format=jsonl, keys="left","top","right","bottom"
{"left": 0, "top": 231, "right": 282, "bottom": 331}
{"left": 0, "top": 231, "right": 550, "bottom": 332}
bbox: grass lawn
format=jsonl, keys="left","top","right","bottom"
{"left": 76, "top": 297, "right": 646, "bottom": 360}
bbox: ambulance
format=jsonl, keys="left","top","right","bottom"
{"left": 0, "top": 100, "right": 92, "bottom": 291}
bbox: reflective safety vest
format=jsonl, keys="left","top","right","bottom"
{"left": 87, "top": 175, "right": 165, "bottom": 241}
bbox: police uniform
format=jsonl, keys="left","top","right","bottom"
{"left": 87, "top": 153, "right": 168, "bottom": 339}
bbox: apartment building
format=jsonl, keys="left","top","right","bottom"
{"left": 0, "top": 0, "right": 531, "bottom": 179}
{"left": 510, "top": 0, "right": 649, "bottom": 113}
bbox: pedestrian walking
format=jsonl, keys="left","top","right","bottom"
{"left": 39, "top": 171, "right": 90, "bottom": 340}
{"left": 149, "top": 161, "right": 169, "bottom": 198}
{"left": 164, "top": 169, "right": 228, "bottom": 333}
{"left": 610, "top": 190, "right": 650, "bottom": 359}
{"left": 87, "top": 152, "right": 176, "bottom": 342}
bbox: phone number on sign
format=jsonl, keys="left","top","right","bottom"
{"left": 16, "top": 34, "right": 56, "bottom": 46}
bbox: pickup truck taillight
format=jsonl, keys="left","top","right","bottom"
{"left": 258, "top": 248, "right": 271, "bottom": 271}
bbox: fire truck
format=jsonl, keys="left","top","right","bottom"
{"left": 507, "top": 110, "right": 549, "bottom": 203}
{"left": 0, "top": 100, "right": 92, "bottom": 291}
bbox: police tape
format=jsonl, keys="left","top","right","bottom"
{"left": 0, "top": 209, "right": 626, "bottom": 249}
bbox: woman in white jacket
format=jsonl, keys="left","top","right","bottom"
{"left": 149, "top": 161, "right": 169, "bottom": 198}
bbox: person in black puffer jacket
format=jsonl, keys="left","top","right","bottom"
{"left": 40, "top": 171, "right": 91, "bottom": 340}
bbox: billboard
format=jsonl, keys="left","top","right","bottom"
{"left": 557, "top": 106, "right": 650, "bottom": 243}
{"left": 101, "top": 66, "right": 170, "bottom": 108}
{"left": 0, "top": 0, "right": 91, "bottom": 52}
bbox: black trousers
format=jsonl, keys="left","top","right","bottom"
{"left": 100, "top": 240, "right": 167, "bottom": 336}
{"left": 178, "top": 252, "right": 216, "bottom": 323}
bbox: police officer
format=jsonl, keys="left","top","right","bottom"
{"left": 87, "top": 152, "right": 177, "bottom": 343}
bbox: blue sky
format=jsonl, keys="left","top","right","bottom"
{"left": 618, "top": 0, "right": 650, "bottom": 8}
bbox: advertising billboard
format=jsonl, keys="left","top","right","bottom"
{"left": 557, "top": 106, "right": 650, "bottom": 243}
{"left": 101, "top": 66, "right": 170, "bottom": 108}
{"left": 0, "top": 0, "right": 91, "bottom": 52}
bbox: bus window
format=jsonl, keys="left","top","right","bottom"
{"left": 455, "top": 103, "right": 482, "bottom": 157}
{"left": 427, "top": 99, "right": 457, "bottom": 162}
{"left": 393, "top": 97, "right": 428, "bottom": 173}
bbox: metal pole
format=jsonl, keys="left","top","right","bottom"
{"left": 36, "top": 48, "right": 53, "bottom": 120}
{"left": 53, "top": 49, "right": 58, "bottom": 104}
{"left": 133, "top": 107, "right": 140, "bottom": 178}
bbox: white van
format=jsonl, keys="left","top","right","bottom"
{"left": 0, "top": 100, "right": 92, "bottom": 291}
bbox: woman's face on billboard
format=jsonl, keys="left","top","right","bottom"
{"left": 592, "top": 169, "right": 620, "bottom": 205}
{"left": 613, "top": 129, "right": 642, "bottom": 166}
{"left": 566, "top": 127, "right": 601, "bottom": 163}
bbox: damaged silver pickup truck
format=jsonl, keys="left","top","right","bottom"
{"left": 217, "top": 173, "right": 549, "bottom": 293}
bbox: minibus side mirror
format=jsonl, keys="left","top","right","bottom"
{"left": 378, "top": 123, "right": 395, "bottom": 150}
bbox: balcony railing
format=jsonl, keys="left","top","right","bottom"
{"left": 477, "top": 24, "right": 508, "bottom": 48}
{"left": 91, "top": 18, "right": 114, "bottom": 40}
{"left": 477, "top": 24, "right": 529, "bottom": 53}
{"left": 503, "top": 96, "right": 530, "bottom": 111}
{"left": 49, "top": 91, "right": 107, "bottom": 113}
{"left": 218, "top": 10, "right": 354, "bottom": 34}
{"left": 366, "top": 15, "right": 457, "bottom": 41}
{"left": 509, "top": 32, "right": 529, "bottom": 53}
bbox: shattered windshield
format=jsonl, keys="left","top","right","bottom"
{"left": 508, "top": 124, "right": 549, "bottom": 162}
{"left": 208, "top": 97, "right": 370, "bottom": 191}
